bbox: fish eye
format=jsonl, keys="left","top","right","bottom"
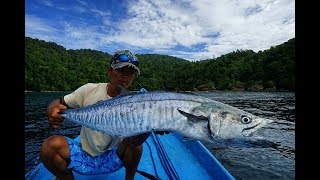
{"left": 240, "top": 115, "right": 252, "bottom": 124}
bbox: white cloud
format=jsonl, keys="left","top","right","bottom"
{"left": 90, "top": 8, "right": 111, "bottom": 17}
{"left": 111, "top": 0, "right": 294, "bottom": 60}
{"left": 110, "top": 0, "right": 206, "bottom": 48}
{"left": 25, "top": 15, "right": 56, "bottom": 34}
{"left": 25, "top": 14, "right": 60, "bottom": 44}
{"left": 26, "top": 14, "right": 107, "bottom": 51}
{"left": 39, "top": 0, "right": 54, "bottom": 7}
{"left": 26, "top": 0, "right": 294, "bottom": 61}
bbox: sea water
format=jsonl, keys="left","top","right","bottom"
{"left": 25, "top": 91, "right": 295, "bottom": 179}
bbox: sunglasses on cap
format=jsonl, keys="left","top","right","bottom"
{"left": 111, "top": 50, "right": 139, "bottom": 67}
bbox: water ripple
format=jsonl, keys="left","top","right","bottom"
{"left": 25, "top": 91, "right": 295, "bottom": 179}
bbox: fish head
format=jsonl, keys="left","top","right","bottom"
{"left": 197, "top": 102, "right": 274, "bottom": 140}
{"left": 209, "top": 110, "right": 273, "bottom": 139}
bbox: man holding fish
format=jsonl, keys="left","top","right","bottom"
{"left": 40, "top": 50, "right": 160, "bottom": 180}
{"left": 39, "top": 50, "right": 273, "bottom": 180}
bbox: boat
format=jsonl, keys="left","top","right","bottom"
{"left": 25, "top": 132, "right": 234, "bottom": 180}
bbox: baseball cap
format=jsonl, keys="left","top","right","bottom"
{"left": 110, "top": 50, "right": 140, "bottom": 75}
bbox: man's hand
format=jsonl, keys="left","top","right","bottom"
{"left": 154, "top": 131, "right": 170, "bottom": 135}
{"left": 47, "top": 99, "right": 67, "bottom": 129}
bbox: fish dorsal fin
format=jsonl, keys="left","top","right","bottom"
{"left": 139, "top": 88, "right": 148, "bottom": 93}
{"left": 177, "top": 109, "right": 208, "bottom": 123}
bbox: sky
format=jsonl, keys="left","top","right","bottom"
{"left": 25, "top": 0, "right": 295, "bottom": 61}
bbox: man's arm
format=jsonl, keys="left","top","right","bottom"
{"left": 47, "top": 97, "right": 69, "bottom": 129}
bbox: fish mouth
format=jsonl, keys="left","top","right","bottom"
{"left": 242, "top": 123, "right": 260, "bottom": 136}
{"left": 242, "top": 118, "right": 274, "bottom": 136}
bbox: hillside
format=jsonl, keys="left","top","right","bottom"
{"left": 25, "top": 37, "right": 295, "bottom": 91}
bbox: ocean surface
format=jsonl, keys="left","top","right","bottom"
{"left": 25, "top": 91, "right": 295, "bottom": 179}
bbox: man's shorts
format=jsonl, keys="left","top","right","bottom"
{"left": 65, "top": 137, "right": 124, "bottom": 175}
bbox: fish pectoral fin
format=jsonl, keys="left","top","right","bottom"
{"left": 177, "top": 109, "right": 208, "bottom": 123}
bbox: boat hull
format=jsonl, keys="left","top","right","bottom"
{"left": 26, "top": 132, "right": 234, "bottom": 180}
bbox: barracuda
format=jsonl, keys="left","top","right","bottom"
{"left": 60, "top": 91, "right": 273, "bottom": 144}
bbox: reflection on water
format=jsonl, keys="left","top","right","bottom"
{"left": 25, "top": 91, "right": 295, "bottom": 179}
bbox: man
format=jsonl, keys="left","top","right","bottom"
{"left": 40, "top": 50, "right": 164, "bottom": 180}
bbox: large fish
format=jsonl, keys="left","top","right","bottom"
{"left": 60, "top": 91, "right": 273, "bottom": 146}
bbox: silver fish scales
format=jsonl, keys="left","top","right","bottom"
{"left": 61, "top": 91, "right": 273, "bottom": 144}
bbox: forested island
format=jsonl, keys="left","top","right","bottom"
{"left": 25, "top": 37, "right": 294, "bottom": 92}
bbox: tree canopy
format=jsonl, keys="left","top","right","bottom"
{"left": 25, "top": 37, "right": 295, "bottom": 92}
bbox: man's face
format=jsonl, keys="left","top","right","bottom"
{"left": 108, "top": 66, "right": 135, "bottom": 89}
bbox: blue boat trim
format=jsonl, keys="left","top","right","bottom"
{"left": 151, "top": 132, "right": 180, "bottom": 180}
{"left": 26, "top": 132, "right": 234, "bottom": 180}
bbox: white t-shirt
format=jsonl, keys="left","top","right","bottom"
{"left": 64, "top": 83, "right": 122, "bottom": 156}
